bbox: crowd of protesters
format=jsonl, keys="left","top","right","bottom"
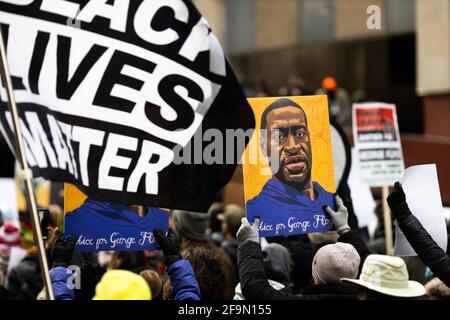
{"left": 0, "top": 181, "right": 449, "bottom": 301}
{"left": 0, "top": 72, "right": 449, "bottom": 301}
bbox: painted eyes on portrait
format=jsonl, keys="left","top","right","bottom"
{"left": 270, "top": 126, "right": 307, "bottom": 144}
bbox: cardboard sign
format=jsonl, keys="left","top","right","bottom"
{"left": 242, "top": 96, "right": 336, "bottom": 237}
{"left": 352, "top": 103, "right": 404, "bottom": 187}
{"left": 64, "top": 184, "right": 168, "bottom": 252}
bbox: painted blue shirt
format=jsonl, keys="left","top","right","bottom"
{"left": 65, "top": 199, "right": 168, "bottom": 251}
{"left": 246, "top": 179, "right": 336, "bottom": 237}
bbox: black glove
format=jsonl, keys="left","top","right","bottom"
{"left": 51, "top": 233, "right": 76, "bottom": 268}
{"left": 387, "top": 182, "right": 411, "bottom": 220}
{"left": 154, "top": 228, "right": 181, "bottom": 266}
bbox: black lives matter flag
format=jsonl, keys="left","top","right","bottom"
{"left": 0, "top": 0, "right": 254, "bottom": 211}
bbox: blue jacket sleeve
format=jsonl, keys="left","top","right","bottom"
{"left": 49, "top": 267, "right": 75, "bottom": 300}
{"left": 167, "top": 259, "right": 201, "bottom": 300}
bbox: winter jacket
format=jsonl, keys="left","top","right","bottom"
{"left": 394, "top": 208, "right": 450, "bottom": 287}
{"left": 7, "top": 254, "right": 43, "bottom": 300}
{"left": 237, "top": 240, "right": 354, "bottom": 300}
{"left": 50, "top": 267, "right": 75, "bottom": 300}
{"left": 267, "top": 235, "right": 315, "bottom": 291}
{"left": 167, "top": 259, "right": 201, "bottom": 300}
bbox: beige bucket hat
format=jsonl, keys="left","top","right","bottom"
{"left": 341, "top": 254, "right": 426, "bottom": 298}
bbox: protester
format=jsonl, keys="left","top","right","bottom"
{"left": 387, "top": 182, "right": 450, "bottom": 287}
{"left": 181, "top": 246, "right": 230, "bottom": 300}
{"left": 236, "top": 194, "right": 368, "bottom": 300}
{"left": 316, "top": 76, "right": 351, "bottom": 127}
{"left": 140, "top": 269, "right": 163, "bottom": 300}
{"left": 324, "top": 195, "right": 371, "bottom": 274}
{"left": 234, "top": 243, "right": 293, "bottom": 300}
{"left": 300, "top": 243, "right": 360, "bottom": 298}
{"left": 341, "top": 254, "right": 426, "bottom": 299}
{"left": 93, "top": 270, "right": 152, "bottom": 300}
{"left": 267, "top": 234, "right": 315, "bottom": 292}
{"left": 218, "top": 204, "right": 245, "bottom": 283}
{"left": 171, "top": 210, "right": 211, "bottom": 249}
{"left": 154, "top": 229, "right": 201, "bottom": 300}
{"left": 48, "top": 233, "right": 76, "bottom": 300}
{"left": 171, "top": 209, "right": 235, "bottom": 295}
{"left": 7, "top": 250, "right": 43, "bottom": 300}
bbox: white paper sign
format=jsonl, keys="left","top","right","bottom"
{"left": 0, "top": 178, "right": 19, "bottom": 224}
{"left": 348, "top": 148, "right": 377, "bottom": 228}
{"left": 394, "top": 164, "right": 448, "bottom": 256}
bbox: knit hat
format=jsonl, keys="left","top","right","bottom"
{"left": 262, "top": 243, "right": 290, "bottom": 285}
{"left": 93, "top": 270, "right": 151, "bottom": 300}
{"left": 171, "top": 210, "right": 210, "bottom": 241}
{"left": 341, "top": 254, "right": 426, "bottom": 298}
{"left": 217, "top": 204, "right": 245, "bottom": 236}
{"left": 312, "top": 242, "right": 360, "bottom": 285}
{"left": 0, "top": 221, "right": 21, "bottom": 247}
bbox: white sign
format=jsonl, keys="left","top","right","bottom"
{"left": 348, "top": 148, "right": 377, "bottom": 228}
{"left": 0, "top": 178, "right": 19, "bottom": 224}
{"left": 394, "top": 164, "right": 448, "bottom": 256}
{"left": 352, "top": 103, "right": 404, "bottom": 187}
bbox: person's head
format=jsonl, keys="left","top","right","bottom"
{"left": 162, "top": 279, "right": 172, "bottom": 300}
{"left": 109, "top": 251, "right": 148, "bottom": 273}
{"left": 181, "top": 246, "right": 229, "bottom": 300}
{"left": 140, "top": 269, "right": 163, "bottom": 300}
{"left": 341, "top": 254, "right": 426, "bottom": 300}
{"left": 171, "top": 210, "right": 211, "bottom": 246}
{"left": 262, "top": 243, "right": 291, "bottom": 286}
{"left": 93, "top": 269, "right": 151, "bottom": 300}
{"left": 322, "top": 76, "right": 337, "bottom": 92}
{"left": 312, "top": 242, "right": 360, "bottom": 285}
{"left": 260, "top": 98, "right": 312, "bottom": 190}
{"left": 218, "top": 204, "right": 245, "bottom": 238}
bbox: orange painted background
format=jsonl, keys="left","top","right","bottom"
{"left": 64, "top": 183, "right": 87, "bottom": 215}
{"left": 242, "top": 95, "right": 336, "bottom": 202}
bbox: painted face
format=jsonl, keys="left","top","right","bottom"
{"left": 265, "top": 106, "right": 312, "bottom": 187}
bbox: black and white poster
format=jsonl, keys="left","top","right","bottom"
{"left": 0, "top": 0, "right": 255, "bottom": 211}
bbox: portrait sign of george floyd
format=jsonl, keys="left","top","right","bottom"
{"left": 0, "top": 0, "right": 254, "bottom": 211}
{"left": 242, "top": 96, "right": 336, "bottom": 237}
{"left": 64, "top": 184, "right": 168, "bottom": 252}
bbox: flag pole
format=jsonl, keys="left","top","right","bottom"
{"left": 382, "top": 185, "right": 393, "bottom": 255}
{"left": 0, "top": 30, "right": 54, "bottom": 300}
